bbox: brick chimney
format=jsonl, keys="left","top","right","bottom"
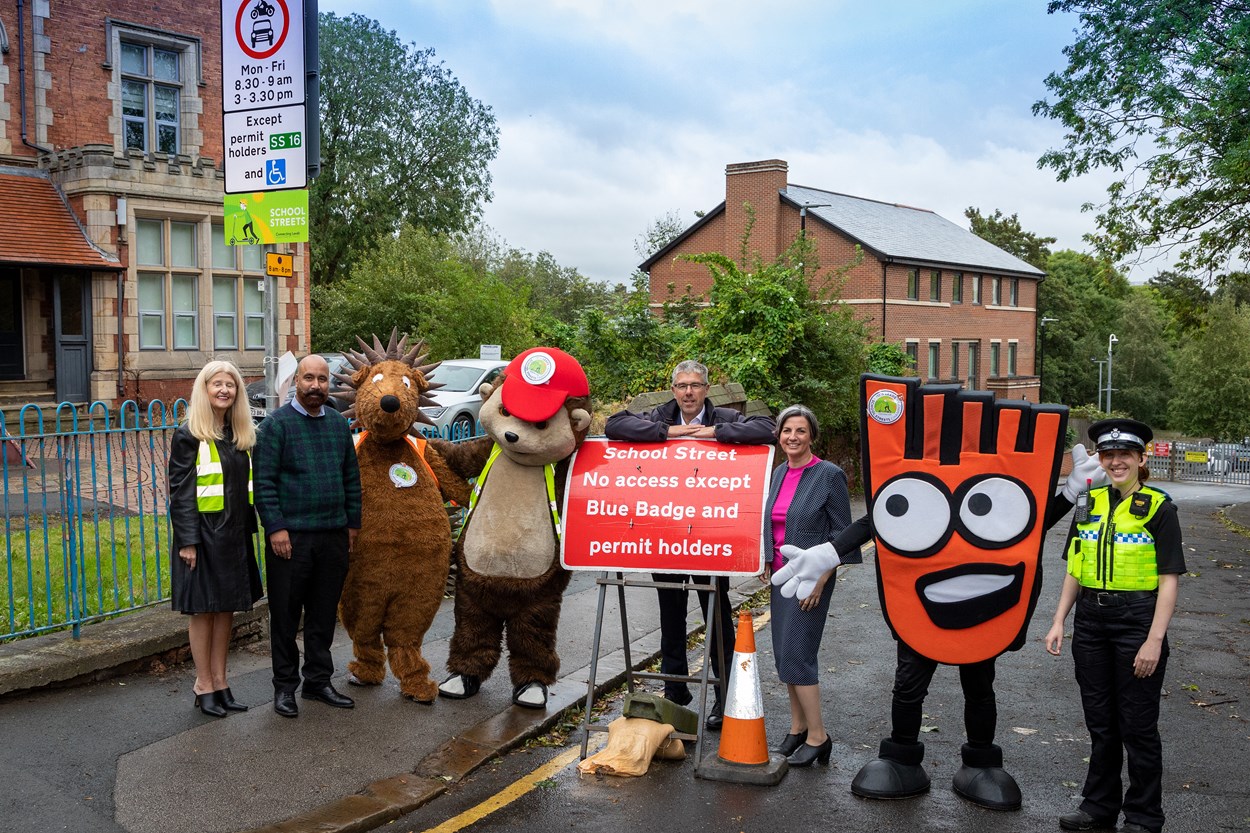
{"left": 725, "top": 159, "right": 788, "bottom": 264}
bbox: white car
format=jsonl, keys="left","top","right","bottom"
{"left": 418, "top": 359, "right": 508, "bottom": 438}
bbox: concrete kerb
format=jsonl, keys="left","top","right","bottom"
{"left": 0, "top": 602, "right": 268, "bottom": 698}
{"left": 243, "top": 624, "right": 682, "bottom": 833}
{"left": 0, "top": 583, "right": 734, "bottom": 833}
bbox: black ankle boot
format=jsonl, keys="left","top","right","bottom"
{"left": 195, "top": 692, "right": 227, "bottom": 718}
{"left": 776, "top": 730, "right": 808, "bottom": 756}
{"left": 787, "top": 736, "right": 832, "bottom": 767}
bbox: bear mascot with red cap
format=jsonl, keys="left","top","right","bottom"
{"left": 437, "top": 347, "right": 592, "bottom": 709}
{"left": 773, "top": 375, "right": 1106, "bottom": 810}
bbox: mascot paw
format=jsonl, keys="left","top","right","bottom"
{"left": 952, "top": 765, "right": 1021, "bottom": 811}
{"left": 346, "top": 672, "right": 380, "bottom": 687}
{"left": 851, "top": 758, "right": 931, "bottom": 800}
{"left": 851, "top": 741, "right": 930, "bottom": 800}
{"left": 401, "top": 691, "right": 437, "bottom": 705}
{"left": 438, "top": 673, "right": 481, "bottom": 700}
{"left": 951, "top": 743, "right": 1021, "bottom": 811}
{"left": 512, "top": 681, "right": 548, "bottom": 709}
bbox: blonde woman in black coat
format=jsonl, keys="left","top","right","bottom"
{"left": 763, "top": 405, "right": 855, "bottom": 767}
{"left": 168, "top": 360, "right": 263, "bottom": 717}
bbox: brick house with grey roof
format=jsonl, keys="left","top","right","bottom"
{"left": 641, "top": 159, "right": 1045, "bottom": 402}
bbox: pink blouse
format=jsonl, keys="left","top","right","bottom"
{"left": 770, "top": 456, "right": 821, "bottom": 572}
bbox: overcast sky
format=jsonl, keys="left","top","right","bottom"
{"left": 318, "top": 0, "right": 1145, "bottom": 285}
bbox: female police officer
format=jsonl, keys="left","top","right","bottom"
{"left": 1045, "top": 418, "right": 1184, "bottom": 833}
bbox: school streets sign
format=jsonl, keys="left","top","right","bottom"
{"left": 560, "top": 439, "right": 774, "bottom": 575}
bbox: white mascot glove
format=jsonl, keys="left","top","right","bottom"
{"left": 771, "top": 542, "right": 841, "bottom": 599}
{"left": 1062, "top": 442, "right": 1108, "bottom": 502}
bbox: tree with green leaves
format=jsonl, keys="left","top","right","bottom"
{"left": 965, "top": 207, "right": 1056, "bottom": 271}
{"left": 634, "top": 211, "right": 690, "bottom": 259}
{"left": 1034, "top": 1, "right": 1250, "bottom": 276}
{"left": 311, "top": 225, "right": 534, "bottom": 359}
{"left": 1108, "top": 290, "right": 1174, "bottom": 427}
{"left": 1037, "top": 250, "right": 1130, "bottom": 405}
{"left": 312, "top": 13, "right": 499, "bottom": 285}
{"left": 1169, "top": 298, "right": 1250, "bottom": 440}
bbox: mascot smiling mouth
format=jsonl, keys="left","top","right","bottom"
{"left": 915, "top": 562, "right": 1024, "bottom": 630}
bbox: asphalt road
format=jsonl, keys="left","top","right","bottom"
{"left": 0, "top": 482, "right": 1244, "bottom": 833}
{"left": 389, "top": 480, "right": 1250, "bottom": 833}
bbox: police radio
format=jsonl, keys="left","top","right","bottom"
{"left": 1074, "top": 478, "right": 1092, "bottom": 524}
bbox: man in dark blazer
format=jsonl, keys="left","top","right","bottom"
{"left": 604, "top": 360, "right": 775, "bottom": 729}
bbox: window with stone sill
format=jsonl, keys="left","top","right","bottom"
{"left": 121, "top": 41, "right": 181, "bottom": 155}
{"left": 211, "top": 231, "right": 268, "bottom": 350}
{"left": 136, "top": 219, "right": 198, "bottom": 350}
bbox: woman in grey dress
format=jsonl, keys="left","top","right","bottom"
{"left": 167, "top": 360, "right": 263, "bottom": 717}
{"left": 763, "top": 405, "right": 855, "bottom": 766}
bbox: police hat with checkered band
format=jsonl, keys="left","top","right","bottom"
{"left": 1088, "top": 418, "right": 1152, "bottom": 453}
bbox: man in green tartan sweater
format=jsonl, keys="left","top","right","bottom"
{"left": 254, "top": 354, "right": 362, "bottom": 718}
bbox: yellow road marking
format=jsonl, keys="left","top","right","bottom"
{"left": 421, "top": 609, "right": 772, "bottom": 833}
{"left": 420, "top": 746, "right": 581, "bottom": 833}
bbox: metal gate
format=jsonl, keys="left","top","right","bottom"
{"left": 1150, "top": 441, "right": 1250, "bottom": 486}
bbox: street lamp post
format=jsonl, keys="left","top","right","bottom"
{"left": 1092, "top": 358, "right": 1106, "bottom": 412}
{"left": 1107, "top": 333, "right": 1118, "bottom": 413}
{"left": 798, "top": 203, "right": 830, "bottom": 277}
{"left": 1038, "top": 316, "right": 1058, "bottom": 398}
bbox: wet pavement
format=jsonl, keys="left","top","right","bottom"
{"left": 1, "top": 484, "right": 1248, "bottom": 833}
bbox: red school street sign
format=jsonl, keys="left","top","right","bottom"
{"left": 560, "top": 438, "right": 775, "bottom": 575}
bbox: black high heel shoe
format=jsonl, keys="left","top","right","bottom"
{"left": 194, "top": 691, "right": 227, "bottom": 718}
{"left": 215, "top": 688, "right": 248, "bottom": 712}
{"left": 787, "top": 735, "right": 832, "bottom": 767}
{"left": 776, "top": 730, "right": 809, "bottom": 756}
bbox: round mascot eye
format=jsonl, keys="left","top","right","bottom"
{"left": 955, "top": 475, "right": 1035, "bottom": 548}
{"left": 371, "top": 373, "right": 384, "bottom": 384}
{"left": 871, "top": 475, "right": 951, "bottom": 556}
{"left": 401, "top": 376, "right": 412, "bottom": 389}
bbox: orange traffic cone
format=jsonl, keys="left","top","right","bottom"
{"left": 696, "top": 609, "right": 788, "bottom": 785}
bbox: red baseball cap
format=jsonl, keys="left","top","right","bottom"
{"left": 500, "top": 347, "right": 589, "bottom": 422}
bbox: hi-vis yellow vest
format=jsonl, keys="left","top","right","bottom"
{"left": 469, "top": 444, "right": 561, "bottom": 539}
{"left": 196, "top": 440, "right": 252, "bottom": 512}
{"left": 1068, "top": 485, "right": 1165, "bottom": 591}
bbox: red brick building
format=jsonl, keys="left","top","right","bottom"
{"left": 0, "top": 1, "right": 310, "bottom": 411}
{"left": 642, "top": 160, "right": 1044, "bottom": 401}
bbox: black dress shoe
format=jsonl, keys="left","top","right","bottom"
{"left": 665, "top": 688, "right": 693, "bottom": 707}
{"left": 195, "top": 691, "right": 227, "bottom": 718}
{"left": 776, "top": 729, "right": 809, "bottom": 756}
{"left": 215, "top": 688, "right": 248, "bottom": 712}
{"left": 302, "top": 683, "right": 355, "bottom": 709}
{"left": 704, "top": 699, "right": 724, "bottom": 731}
{"left": 273, "top": 690, "right": 299, "bottom": 718}
{"left": 788, "top": 735, "right": 833, "bottom": 767}
{"left": 1058, "top": 809, "right": 1116, "bottom": 831}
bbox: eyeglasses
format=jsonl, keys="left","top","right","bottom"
{"left": 672, "top": 383, "right": 708, "bottom": 392}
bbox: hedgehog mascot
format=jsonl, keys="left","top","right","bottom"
{"left": 332, "top": 331, "right": 473, "bottom": 703}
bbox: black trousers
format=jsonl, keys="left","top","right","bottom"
{"left": 1073, "top": 594, "right": 1167, "bottom": 832}
{"left": 890, "top": 641, "right": 998, "bottom": 747}
{"left": 266, "top": 529, "right": 350, "bottom": 693}
{"left": 652, "top": 573, "right": 734, "bottom": 702}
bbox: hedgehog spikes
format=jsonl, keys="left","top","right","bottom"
{"left": 333, "top": 329, "right": 445, "bottom": 423}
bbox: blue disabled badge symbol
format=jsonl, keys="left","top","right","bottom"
{"left": 265, "top": 158, "right": 288, "bottom": 187}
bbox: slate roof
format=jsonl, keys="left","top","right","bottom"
{"left": 784, "top": 184, "right": 1044, "bottom": 277}
{"left": 0, "top": 168, "right": 120, "bottom": 269}
{"left": 640, "top": 182, "right": 1045, "bottom": 278}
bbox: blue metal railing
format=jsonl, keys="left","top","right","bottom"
{"left": 2, "top": 402, "right": 486, "bottom": 641}
{"left": 1, "top": 400, "right": 188, "bottom": 640}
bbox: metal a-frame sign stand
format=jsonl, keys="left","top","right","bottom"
{"left": 578, "top": 572, "right": 728, "bottom": 776}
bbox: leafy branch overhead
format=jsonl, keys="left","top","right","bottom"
{"left": 1034, "top": 1, "right": 1250, "bottom": 276}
